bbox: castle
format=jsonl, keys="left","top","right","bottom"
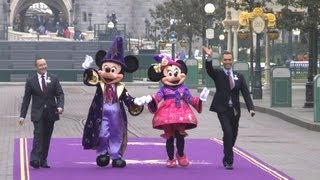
{"left": 0, "top": 0, "right": 167, "bottom": 40}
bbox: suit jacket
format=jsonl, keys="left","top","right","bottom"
{"left": 205, "top": 60, "right": 254, "bottom": 114}
{"left": 20, "top": 72, "right": 64, "bottom": 122}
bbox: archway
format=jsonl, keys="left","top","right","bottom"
{"left": 9, "top": 0, "right": 72, "bottom": 32}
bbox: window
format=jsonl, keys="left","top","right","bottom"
{"left": 83, "top": 12, "right": 87, "bottom": 22}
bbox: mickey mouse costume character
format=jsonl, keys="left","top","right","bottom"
{"left": 81, "top": 36, "right": 144, "bottom": 168}
{"left": 141, "top": 54, "right": 209, "bottom": 168}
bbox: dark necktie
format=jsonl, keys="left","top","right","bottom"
{"left": 41, "top": 75, "right": 47, "bottom": 93}
{"left": 227, "top": 70, "right": 234, "bottom": 89}
{"left": 105, "top": 84, "right": 114, "bottom": 104}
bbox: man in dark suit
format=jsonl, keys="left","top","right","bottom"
{"left": 19, "top": 57, "right": 64, "bottom": 169}
{"left": 203, "top": 47, "right": 255, "bottom": 170}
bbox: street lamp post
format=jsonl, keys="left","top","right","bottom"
{"left": 107, "top": 21, "right": 115, "bottom": 41}
{"left": 271, "top": 37, "right": 275, "bottom": 64}
{"left": 204, "top": 3, "right": 216, "bottom": 47}
{"left": 265, "top": 28, "right": 280, "bottom": 88}
{"left": 292, "top": 28, "right": 300, "bottom": 60}
{"left": 204, "top": 3, "right": 216, "bottom": 85}
{"left": 219, "top": 34, "right": 225, "bottom": 54}
{"left": 254, "top": 33, "right": 262, "bottom": 98}
{"left": 238, "top": 7, "right": 278, "bottom": 99}
{"left": 168, "top": 31, "right": 177, "bottom": 60}
{"left": 152, "top": 27, "right": 158, "bottom": 51}
{"left": 128, "top": 32, "right": 132, "bottom": 53}
{"left": 144, "top": 19, "right": 151, "bottom": 40}
{"left": 169, "top": 19, "right": 178, "bottom": 60}
{"left": 304, "top": 3, "right": 319, "bottom": 108}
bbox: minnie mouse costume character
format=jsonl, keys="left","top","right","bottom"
{"left": 81, "top": 36, "right": 144, "bottom": 168}
{"left": 143, "top": 54, "right": 209, "bottom": 168}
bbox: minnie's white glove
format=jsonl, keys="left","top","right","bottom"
{"left": 200, "top": 87, "right": 210, "bottom": 101}
{"left": 133, "top": 95, "right": 153, "bottom": 106}
{"left": 82, "top": 55, "right": 93, "bottom": 69}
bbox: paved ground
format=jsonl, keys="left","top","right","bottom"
{"left": 1, "top": 81, "right": 320, "bottom": 180}
{"left": 14, "top": 138, "right": 289, "bottom": 180}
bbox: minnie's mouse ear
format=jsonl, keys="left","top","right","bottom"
{"left": 95, "top": 50, "right": 107, "bottom": 67}
{"left": 176, "top": 60, "right": 188, "bottom": 74}
{"left": 124, "top": 55, "right": 139, "bottom": 73}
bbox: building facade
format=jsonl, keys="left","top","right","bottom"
{"left": 0, "top": 0, "right": 167, "bottom": 40}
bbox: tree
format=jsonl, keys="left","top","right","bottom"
{"left": 276, "top": 0, "right": 319, "bottom": 75}
{"left": 149, "top": 0, "right": 226, "bottom": 57}
{"left": 277, "top": 0, "right": 319, "bottom": 107}
{"left": 227, "top": 0, "right": 273, "bottom": 11}
{"left": 276, "top": 0, "right": 319, "bottom": 32}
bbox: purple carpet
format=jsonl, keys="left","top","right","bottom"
{"left": 14, "top": 138, "right": 292, "bottom": 180}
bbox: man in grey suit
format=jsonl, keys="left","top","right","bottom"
{"left": 19, "top": 57, "right": 64, "bottom": 169}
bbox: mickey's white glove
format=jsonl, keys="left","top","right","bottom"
{"left": 144, "top": 95, "right": 152, "bottom": 104}
{"left": 82, "top": 55, "right": 93, "bottom": 69}
{"left": 134, "top": 95, "right": 153, "bottom": 106}
{"left": 134, "top": 97, "right": 145, "bottom": 106}
{"left": 200, "top": 87, "right": 210, "bottom": 101}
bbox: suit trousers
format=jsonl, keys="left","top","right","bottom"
{"left": 217, "top": 107, "right": 240, "bottom": 164}
{"left": 30, "top": 108, "right": 55, "bottom": 164}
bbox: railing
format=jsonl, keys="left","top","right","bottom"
{"left": 0, "top": 69, "right": 84, "bottom": 82}
{"left": 7, "top": 26, "right": 94, "bottom": 41}
{"left": 288, "top": 61, "right": 319, "bottom": 79}
{"left": 0, "top": 69, "right": 134, "bottom": 82}
{"left": 0, "top": 41, "right": 111, "bottom": 82}
{"left": 0, "top": 61, "right": 313, "bottom": 82}
{"left": 94, "top": 23, "right": 126, "bottom": 41}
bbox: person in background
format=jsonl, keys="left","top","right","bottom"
{"left": 64, "top": 28, "right": 71, "bottom": 38}
{"left": 194, "top": 47, "right": 200, "bottom": 57}
{"left": 19, "top": 57, "right": 64, "bottom": 169}
{"left": 203, "top": 47, "right": 255, "bottom": 170}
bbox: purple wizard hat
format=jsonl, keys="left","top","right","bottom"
{"left": 99, "top": 36, "right": 126, "bottom": 68}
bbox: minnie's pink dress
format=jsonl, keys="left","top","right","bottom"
{"left": 148, "top": 84, "right": 202, "bottom": 138}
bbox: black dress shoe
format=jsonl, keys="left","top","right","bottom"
{"left": 223, "top": 161, "right": 233, "bottom": 170}
{"left": 40, "top": 163, "right": 51, "bottom": 168}
{"left": 112, "top": 159, "right": 126, "bottom": 168}
{"left": 224, "top": 163, "right": 233, "bottom": 170}
{"left": 30, "top": 160, "right": 40, "bottom": 169}
{"left": 96, "top": 154, "right": 110, "bottom": 167}
{"left": 223, "top": 160, "right": 233, "bottom": 170}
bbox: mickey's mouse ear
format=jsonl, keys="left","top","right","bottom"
{"left": 124, "top": 55, "right": 139, "bottom": 73}
{"left": 95, "top": 50, "right": 106, "bottom": 67}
